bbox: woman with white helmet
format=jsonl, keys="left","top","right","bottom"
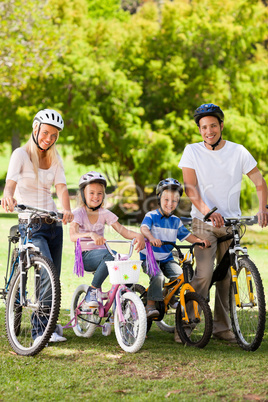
{"left": 70, "top": 171, "right": 145, "bottom": 309}
{"left": 1, "top": 108, "right": 73, "bottom": 343}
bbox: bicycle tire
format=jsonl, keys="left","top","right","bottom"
{"left": 130, "top": 284, "right": 153, "bottom": 333}
{"left": 70, "top": 284, "right": 100, "bottom": 338}
{"left": 229, "top": 256, "right": 266, "bottom": 351}
{"left": 5, "top": 253, "right": 60, "bottom": 356}
{"left": 176, "top": 292, "right": 212, "bottom": 348}
{"left": 114, "top": 291, "right": 147, "bottom": 353}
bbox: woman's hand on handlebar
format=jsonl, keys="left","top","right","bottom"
{"left": 61, "top": 209, "right": 74, "bottom": 225}
{"left": 1, "top": 196, "right": 17, "bottom": 213}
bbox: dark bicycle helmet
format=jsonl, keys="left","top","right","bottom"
{"left": 156, "top": 178, "right": 183, "bottom": 197}
{"left": 194, "top": 103, "right": 224, "bottom": 126}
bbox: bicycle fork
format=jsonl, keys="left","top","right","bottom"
{"left": 230, "top": 249, "right": 255, "bottom": 308}
{"left": 179, "top": 283, "right": 199, "bottom": 323}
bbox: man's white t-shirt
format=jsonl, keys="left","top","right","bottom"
{"left": 6, "top": 147, "right": 66, "bottom": 212}
{"left": 178, "top": 141, "right": 257, "bottom": 220}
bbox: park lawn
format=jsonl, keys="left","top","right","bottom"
{"left": 0, "top": 214, "right": 267, "bottom": 401}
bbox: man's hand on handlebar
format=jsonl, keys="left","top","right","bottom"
{"left": 207, "top": 211, "right": 224, "bottom": 228}
{"left": 256, "top": 207, "right": 268, "bottom": 228}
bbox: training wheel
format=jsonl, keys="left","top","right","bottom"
{"left": 102, "top": 322, "right": 112, "bottom": 336}
{"left": 55, "top": 324, "right": 63, "bottom": 337}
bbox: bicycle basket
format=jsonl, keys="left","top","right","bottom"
{"left": 106, "top": 260, "right": 142, "bottom": 284}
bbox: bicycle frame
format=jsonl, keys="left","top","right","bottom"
{"left": 149, "top": 242, "right": 204, "bottom": 324}
{"left": 1, "top": 204, "right": 62, "bottom": 305}
{"left": 204, "top": 209, "right": 259, "bottom": 309}
{"left": 66, "top": 284, "right": 136, "bottom": 330}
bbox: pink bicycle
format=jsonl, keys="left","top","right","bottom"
{"left": 63, "top": 240, "right": 147, "bottom": 353}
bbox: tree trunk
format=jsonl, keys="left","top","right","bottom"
{"left": 12, "top": 130, "right": 20, "bottom": 152}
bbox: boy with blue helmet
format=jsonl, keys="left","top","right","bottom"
{"left": 140, "top": 178, "right": 210, "bottom": 318}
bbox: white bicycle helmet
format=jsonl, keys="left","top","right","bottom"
{"left": 79, "top": 171, "right": 107, "bottom": 189}
{"left": 79, "top": 171, "right": 107, "bottom": 211}
{"left": 33, "top": 109, "right": 64, "bottom": 131}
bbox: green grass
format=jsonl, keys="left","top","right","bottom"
{"left": 0, "top": 214, "right": 268, "bottom": 401}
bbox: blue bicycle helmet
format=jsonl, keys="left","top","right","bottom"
{"left": 156, "top": 178, "right": 183, "bottom": 197}
{"left": 194, "top": 103, "right": 224, "bottom": 126}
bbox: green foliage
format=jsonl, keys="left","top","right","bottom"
{"left": 0, "top": 0, "right": 267, "bottom": 213}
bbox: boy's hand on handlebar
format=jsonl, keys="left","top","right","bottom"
{"left": 149, "top": 237, "right": 162, "bottom": 248}
{"left": 133, "top": 234, "right": 145, "bottom": 253}
{"left": 1, "top": 196, "right": 17, "bottom": 213}
{"left": 62, "top": 210, "right": 74, "bottom": 225}
{"left": 198, "top": 239, "right": 211, "bottom": 249}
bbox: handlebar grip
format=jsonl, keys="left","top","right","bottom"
{"left": 203, "top": 207, "right": 218, "bottom": 222}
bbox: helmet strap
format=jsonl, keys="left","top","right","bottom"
{"left": 204, "top": 135, "right": 222, "bottom": 150}
{"left": 32, "top": 123, "right": 56, "bottom": 152}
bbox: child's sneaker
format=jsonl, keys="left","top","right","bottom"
{"left": 146, "top": 305, "right": 160, "bottom": 319}
{"left": 82, "top": 287, "right": 99, "bottom": 310}
{"left": 49, "top": 332, "right": 67, "bottom": 342}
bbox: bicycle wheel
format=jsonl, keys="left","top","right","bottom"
{"left": 114, "top": 291, "right": 147, "bottom": 353}
{"left": 5, "top": 253, "right": 60, "bottom": 356}
{"left": 130, "top": 284, "right": 153, "bottom": 333}
{"left": 229, "top": 256, "right": 266, "bottom": 351}
{"left": 176, "top": 292, "right": 212, "bottom": 348}
{"left": 70, "top": 284, "right": 100, "bottom": 338}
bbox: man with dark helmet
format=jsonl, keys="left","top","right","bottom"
{"left": 179, "top": 103, "right": 268, "bottom": 343}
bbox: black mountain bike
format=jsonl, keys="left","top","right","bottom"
{"left": 184, "top": 207, "right": 266, "bottom": 352}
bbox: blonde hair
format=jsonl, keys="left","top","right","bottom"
{"left": 23, "top": 121, "right": 61, "bottom": 179}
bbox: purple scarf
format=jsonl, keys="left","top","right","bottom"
{"left": 145, "top": 239, "right": 160, "bottom": 276}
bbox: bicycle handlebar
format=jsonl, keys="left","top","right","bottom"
{"left": 203, "top": 207, "right": 258, "bottom": 226}
{"left": 105, "top": 239, "right": 135, "bottom": 260}
{"left": 15, "top": 204, "right": 63, "bottom": 220}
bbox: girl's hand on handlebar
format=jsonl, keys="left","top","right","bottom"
{"left": 62, "top": 209, "right": 74, "bottom": 225}
{"left": 1, "top": 196, "right": 17, "bottom": 213}
{"left": 91, "top": 233, "right": 106, "bottom": 246}
{"left": 133, "top": 234, "right": 145, "bottom": 253}
{"left": 209, "top": 212, "right": 224, "bottom": 228}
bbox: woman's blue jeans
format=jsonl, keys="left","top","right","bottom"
{"left": 19, "top": 222, "right": 63, "bottom": 339}
{"left": 82, "top": 248, "right": 115, "bottom": 288}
